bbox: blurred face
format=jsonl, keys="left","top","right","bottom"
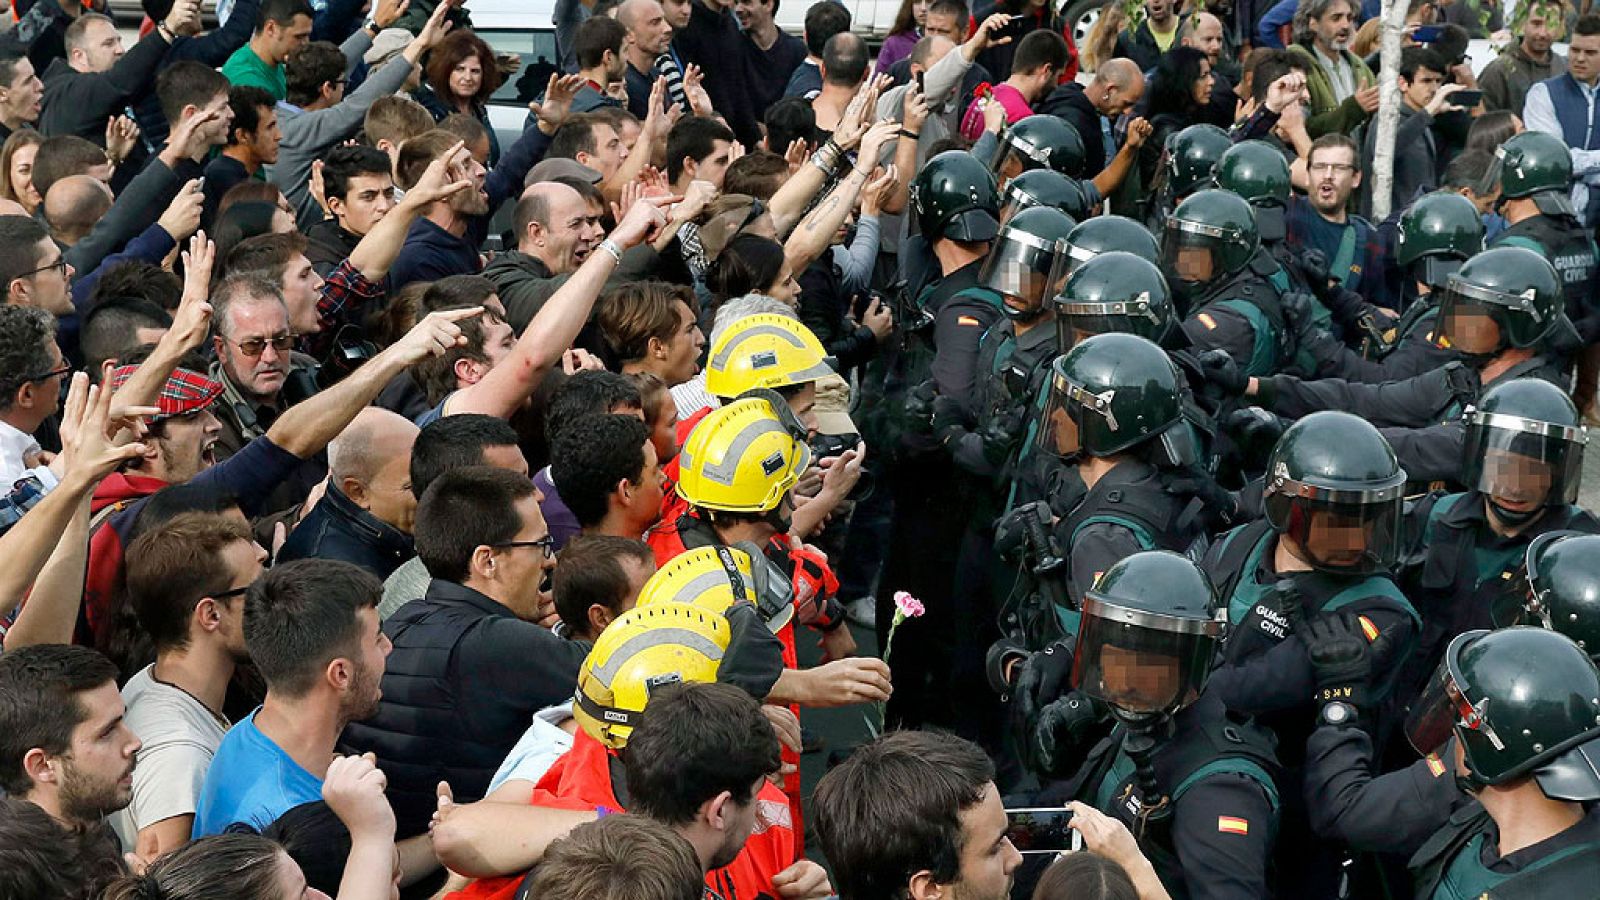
{"left": 1570, "top": 32, "right": 1600, "bottom": 84}
{"left": 1192, "top": 59, "right": 1215, "bottom": 105}
{"left": 450, "top": 54, "right": 484, "bottom": 102}
{"left": 1523, "top": 5, "right": 1558, "bottom": 57}
{"left": 1173, "top": 245, "right": 1214, "bottom": 282}
{"left": 1482, "top": 448, "right": 1555, "bottom": 515}
{"left": 1310, "top": 0, "right": 1356, "bottom": 52}
{"left": 265, "top": 13, "right": 313, "bottom": 63}
{"left": 948, "top": 784, "right": 1023, "bottom": 900}
{"left": 661, "top": 0, "right": 692, "bottom": 30}
{"left": 75, "top": 19, "right": 125, "bottom": 72}
{"left": 1307, "top": 146, "right": 1359, "bottom": 214}
{"left": 344, "top": 606, "right": 392, "bottom": 722}
{"left": 768, "top": 262, "right": 801, "bottom": 306}
{"left": 331, "top": 173, "right": 398, "bottom": 236}
{"left": 1401, "top": 64, "right": 1444, "bottom": 109}
{"left": 661, "top": 300, "right": 705, "bottom": 384}
{"left": 1442, "top": 305, "right": 1503, "bottom": 355}
{"left": 1096, "top": 643, "right": 1184, "bottom": 711}
{"left": 9, "top": 141, "right": 38, "bottom": 210}
{"left": 155, "top": 407, "right": 224, "bottom": 483}
{"left": 244, "top": 106, "right": 282, "bottom": 164}
{"left": 1046, "top": 405, "right": 1080, "bottom": 456}
{"left": 647, "top": 390, "right": 680, "bottom": 460}
{"left": 1300, "top": 509, "right": 1372, "bottom": 567}
{"left": 498, "top": 495, "right": 558, "bottom": 621}
{"left": 280, "top": 254, "right": 327, "bottom": 334}
{"left": 216, "top": 299, "right": 294, "bottom": 401}
{"left": 628, "top": 0, "right": 675, "bottom": 55}
{"left": 0, "top": 57, "right": 42, "bottom": 124}
{"left": 50, "top": 682, "right": 141, "bottom": 823}
{"left": 925, "top": 10, "right": 962, "bottom": 42}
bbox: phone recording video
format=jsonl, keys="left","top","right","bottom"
{"left": 1006, "top": 807, "right": 1080, "bottom": 855}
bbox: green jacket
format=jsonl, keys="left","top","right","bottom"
{"left": 1287, "top": 42, "right": 1375, "bottom": 138}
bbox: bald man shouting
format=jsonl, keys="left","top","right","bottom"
{"left": 276, "top": 407, "right": 421, "bottom": 578}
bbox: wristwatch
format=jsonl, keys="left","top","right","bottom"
{"left": 1318, "top": 701, "right": 1358, "bottom": 728}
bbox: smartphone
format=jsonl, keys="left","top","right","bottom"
{"left": 1006, "top": 808, "right": 1080, "bottom": 855}
{"left": 915, "top": 71, "right": 926, "bottom": 94}
{"left": 1451, "top": 89, "right": 1484, "bottom": 107}
{"left": 1412, "top": 24, "right": 1443, "bottom": 42}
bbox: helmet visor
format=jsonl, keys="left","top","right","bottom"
{"left": 1071, "top": 595, "right": 1223, "bottom": 715}
{"left": 1463, "top": 410, "right": 1586, "bottom": 508}
{"left": 988, "top": 140, "right": 1032, "bottom": 182}
{"left": 1035, "top": 371, "right": 1085, "bottom": 459}
{"left": 1264, "top": 488, "right": 1404, "bottom": 574}
{"left": 980, "top": 231, "right": 1066, "bottom": 308}
{"left": 1438, "top": 276, "right": 1541, "bottom": 353}
{"left": 1056, "top": 290, "right": 1168, "bottom": 342}
{"left": 1161, "top": 221, "right": 1222, "bottom": 286}
{"left": 1407, "top": 631, "right": 1502, "bottom": 758}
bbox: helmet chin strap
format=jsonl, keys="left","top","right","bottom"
{"left": 1005, "top": 302, "right": 1048, "bottom": 323}
{"left": 1487, "top": 497, "right": 1547, "bottom": 529}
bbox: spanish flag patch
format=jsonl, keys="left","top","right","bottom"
{"left": 1426, "top": 754, "right": 1446, "bottom": 778}
{"left": 1217, "top": 816, "right": 1250, "bottom": 835}
{"left": 1198, "top": 313, "right": 1218, "bottom": 330}
{"left": 1358, "top": 615, "right": 1379, "bottom": 642}
{"left": 957, "top": 315, "right": 981, "bottom": 326}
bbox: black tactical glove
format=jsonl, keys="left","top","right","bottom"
{"left": 1031, "top": 690, "right": 1109, "bottom": 779}
{"left": 1221, "top": 406, "right": 1286, "bottom": 465}
{"left": 1011, "top": 641, "right": 1074, "bottom": 733}
{"left": 903, "top": 381, "right": 938, "bottom": 434}
{"left": 1281, "top": 290, "right": 1323, "bottom": 350}
{"left": 979, "top": 405, "right": 1025, "bottom": 466}
{"left": 1304, "top": 613, "right": 1380, "bottom": 711}
{"left": 931, "top": 394, "right": 967, "bottom": 445}
{"left": 1196, "top": 349, "right": 1248, "bottom": 397}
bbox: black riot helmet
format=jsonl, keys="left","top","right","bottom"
{"left": 1161, "top": 189, "right": 1260, "bottom": 294}
{"left": 1407, "top": 627, "right": 1600, "bottom": 799}
{"left": 1035, "top": 332, "right": 1184, "bottom": 459}
{"left": 1062, "top": 215, "right": 1161, "bottom": 275}
{"left": 1165, "top": 124, "right": 1232, "bottom": 199}
{"left": 990, "top": 114, "right": 1087, "bottom": 180}
{"left": 1437, "top": 246, "right": 1564, "bottom": 359}
{"left": 1462, "top": 377, "right": 1587, "bottom": 527}
{"left": 1053, "top": 251, "right": 1175, "bottom": 346}
{"left": 978, "top": 206, "right": 1076, "bottom": 321}
{"left": 1000, "top": 169, "right": 1091, "bottom": 223}
{"left": 1508, "top": 532, "right": 1600, "bottom": 656}
{"left": 1071, "top": 550, "right": 1226, "bottom": 717}
{"left": 1262, "top": 411, "right": 1407, "bottom": 574}
{"left": 1395, "top": 191, "right": 1485, "bottom": 291}
{"left": 911, "top": 150, "right": 1002, "bottom": 243}
{"left": 1214, "top": 140, "right": 1292, "bottom": 241}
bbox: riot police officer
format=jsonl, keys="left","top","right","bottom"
{"left": 878, "top": 150, "right": 1005, "bottom": 731}
{"left": 1220, "top": 246, "right": 1574, "bottom": 485}
{"left": 1394, "top": 377, "right": 1599, "bottom": 711}
{"left": 1054, "top": 251, "right": 1177, "bottom": 348}
{"left": 1034, "top": 333, "right": 1212, "bottom": 604}
{"left": 1294, "top": 191, "right": 1484, "bottom": 383}
{"left": 1000, "top": 169, "right": 1092, "bottom": 224}
{"left": 988, "top": 113, "right": 1088, "bottom": 185}
{"left": 1488, "top": 129, "right": 1600, "bottom": 416}
{"left": 1513, "top": 531, "right": 1600, "bottom": 648}
{"left": 1203, "top": 410, "right": 1420, "bottom": 899}
{"left": 1061, "top": 215, "right": 1162, "bottom": 274}
{"left": 1166, "top": 189, "right": 1292, "bottom": 374}
{"left": 1145, "top": 123, "right": 1232, "bottom": 231}
{"left": 1042, "top": 551, "right": 1281, "bottom": 900}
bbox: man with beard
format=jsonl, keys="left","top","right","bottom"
{"left": 193, "top": 558, "right": 391, "bottom": 836}
{"left": 1287, "top": 0, "right": 1379, "bottom": 137}
{"left": 814, "top": 730, "right": 1023, "bottom": 900}
{"left": 0, "top": 644, "right": 141, "bottom": 832}
{"left": 112, "top": 512, "right": 266, "bottom": 858}
{"left": 618, "top": 0, "right": 674, "bottom": 118}
{"left": 1479, "top": 0, "right": 1566, "bottom": 115}
{"left": 341, "top": 466, "right": 590, "bottom": 840}
{"left": 1285, "top": 134, "right": 1388, "bottom": 302}
{"left": 208, "top": 276, "right": 319, "bottom": 467}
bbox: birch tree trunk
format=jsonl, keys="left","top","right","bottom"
{"left": 1369, "top": 0, "right": 1411, "bottom": 220}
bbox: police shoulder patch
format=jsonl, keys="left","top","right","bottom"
{"left": 1198, "top": 313, "right": 1218, "bottom": 331}
{"left": 1217, "top": 816, "right": 1249, "bottom": 835}
{"left": 958, "top": 315, "right": 981, "bottom": 326}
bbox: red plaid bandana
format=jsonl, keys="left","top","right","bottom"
{"left": 108, "top": 365, "right": 223, "bottom": 421}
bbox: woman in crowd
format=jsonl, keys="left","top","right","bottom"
{"left": 876, "top": 0, "right": 928, "bottom": 75}
{"left": 0, "top": 128, "right": 41, "bottom": 214}
{"left": 1139, "top": 46, "right": 1216, "bottom": 189}
{"left": 416, "top": 31, "right": 504, "bottom": 168}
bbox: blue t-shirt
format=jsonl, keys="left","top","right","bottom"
{"left": 192, "top": 710, "right": 323, "bottom": 837}
{"left": 413, "top": 393, "right": 450, "bottom": 428}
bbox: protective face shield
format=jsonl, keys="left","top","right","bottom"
{"left": 1071, "top": 593, "right": 1225, "bottom": 716}
{"left": 1264, "top": 480, "right": 1405, "bottom": 574}
{"left": 1051, "top": 251, "right": 1174, "bottom": 346}
{"left": 1161, "top": 221, "right": 1225, "bottom": 292}
{"left": 980, "top": 231, "right": 1068, "bottom": 322}
{"left": 1463, "top": 406, "right": 1586, "bottom": 524}
{"left": 1035, "top": 375, "right": 1085, "bottom": 460}
{"left": 1437, "top": 275, "right": 1542, "bottom": 358}
{"left": 1405, "top": 636, "right": 1499, "bottom": 764}
{"left": 1413, "top": 256, "right": 1464, "bottom": 293}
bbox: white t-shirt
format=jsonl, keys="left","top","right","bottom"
{"left": 486, "top": 703, "right": 576, "bottom": 794}
{"left": 110, "top": 666, "right": 230, "bottom": 851}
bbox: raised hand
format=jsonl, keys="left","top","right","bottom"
{"left": 403, "top": 140, "right": 475, "bottom": 207}
{"left": 323, "top": 753, "right": 398, "bottom": 841}
{"left": 683, "top": 64, "right": 713, "bottom": 117}
{"left": 409, "top": 0, "right": 455, "bottom": 54}
{"left": 370, "top": 0, "right": 409, "bottom": 30}
{"left": 609, "top": 195, "right": 674, "bottom": 249}
{"left": 971, "top": 12, "right": 1013, "bottom": 51}
{"left": 532, "top": 73, "right": 586, "bottom": 134}
{"left": 387, "top": 307, "right": 484, "bottom": 365}
{"left": 60, "top": 373, "right": 152, "bottom": 487}
{"left": 105, "top": 115, "right": 140, "bottom": 165}
{"left": 157, "top": 178, "right": 205, "bottom": 242}
{"left": 172, "top": 232, "right": 215, "bottom": 350}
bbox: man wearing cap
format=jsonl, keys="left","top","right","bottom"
{"left": 80, "top": 278, "right": 483, "bottom": 648}
{"left": 273, "top": 0, "right": 453, "bottom": 229}
{"left": 484, "top": 179, "right": 663, "bottom": 332}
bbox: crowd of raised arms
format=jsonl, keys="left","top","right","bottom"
{"left": 1, "top": 0, "right": 1600, "bottom": 895}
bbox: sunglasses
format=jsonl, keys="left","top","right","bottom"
{"left": 230, "top": 334, "right": 296, "bottom": 358}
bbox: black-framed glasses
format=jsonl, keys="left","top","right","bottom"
{"left": 21, "top": 255, "right": 66, "bottom": 279}
{"left": 211, "top": 585, "right": 251, "bottom": 601}
{"left": 230, "top": 334, "right": 296, "bottom": 358}
{"left": 493, "top": 536, "right": 556, "bottom": 560}
{"left": 25, "top": 363, "right": 70, "bottom": 383}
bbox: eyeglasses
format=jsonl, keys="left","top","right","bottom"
{"left": 493, "top": 536, "right": 557, "bottom": 560}
{"left": 25, "top": 363, "right": 70, "bottom": 383}
{"left": 20, "top": 255, "right": 66, "bottom": 279}
{"left": 230, "top": 334, "right": 296, "bottom": 358}
{"left": 1308, "top": 162, "right": 1356, "bottom": 175}
{"left": 211, "top": 584, "right": 251, "bottom": 601}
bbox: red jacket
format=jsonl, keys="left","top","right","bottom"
{"left": 446, "top": 731, "right": 796, "bottom": 900}
{"left": 81, "top": 471, "right": 170, "bottom": 643}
